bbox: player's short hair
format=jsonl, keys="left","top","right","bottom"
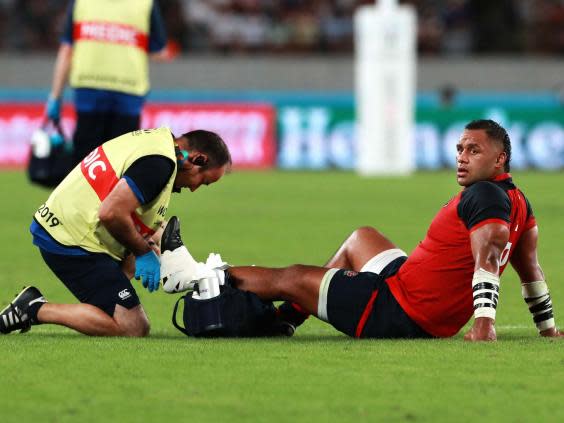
{"left": 465, "top": 119, "right": 511, "bottom": 172}
{"left": 182, "top": 130, "right": 232, "bottom": 170}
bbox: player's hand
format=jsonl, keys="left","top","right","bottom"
{"left": 539, "top": 327, "right": 564, "bottom": 338}
{"left": 46, "top": 96, "right": 61, "bottom": 122}
{"left": 464, "top": 317, "right": 497, "bottom": 342}
{"left": 135, "top": 250, "right": 161, "bottom": 292}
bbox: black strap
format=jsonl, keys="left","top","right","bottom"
{"left": 41, "top": 117, "right": 68, "bottom": 140}
{"left": 171, "top": 296, "right": 190, "bottom": 336}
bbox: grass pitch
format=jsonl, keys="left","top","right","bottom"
{"left": 0, "top": 170, "right": 563, "bottom": 423}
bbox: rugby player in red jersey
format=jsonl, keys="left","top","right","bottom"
{"left": 163, "top": 119, "right": 562, "bottom": 341}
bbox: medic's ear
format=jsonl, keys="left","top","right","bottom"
{"left": 189, "top": 155, "right": 208, "bottom": 167}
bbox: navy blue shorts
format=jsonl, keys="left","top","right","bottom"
{"left": 40, "top": 249, "right": 140, "bottom": 317}
{"left": 322, "top": 257, "right": 431, "bottom": 339}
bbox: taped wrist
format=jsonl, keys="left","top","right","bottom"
{"left": 521, "top": 280, "right": 555, "bottom": 332}
{"left": 472, "top": 268, "right": 500, "bottom": 320}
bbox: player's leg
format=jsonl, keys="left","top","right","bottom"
{"left": 276, "top": 226, "right": 404, "bottom": 331}
{"left": 228, "top": 265, "right": 328, "bottom": 316}
{"left": 325, "top": 226, "right": 399, "bottom": 270}
{"left": 227, "top": 264, "right": 422, "bottom": 339}
{"left": 320, "top": 264, "right": 430, "bottom": 339}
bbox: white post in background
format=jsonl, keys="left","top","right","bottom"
{"left": 355, "top": 0, "right": 417, "bottom": 175}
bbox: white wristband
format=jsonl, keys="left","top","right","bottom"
{"left": 472, "top": 268, "right": 500, "bottom": 320}
{"left": 522, "top": 280, "right": 555, "bottom": 332}
{"left": 521, "top": 280, "right": 548, "bottom": 298}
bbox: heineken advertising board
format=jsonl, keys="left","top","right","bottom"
{"left": 277, "top": 105, "right": 564, "bottom": 170}
{"left": 1, "top": 98, "right": 562, "bottom": 170}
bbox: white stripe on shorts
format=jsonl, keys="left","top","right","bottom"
{"left": 317, "top": 268, "right": 339, "bottom": 322}
{"left": 360, "top": 248, "right": 407, "bottom": 274}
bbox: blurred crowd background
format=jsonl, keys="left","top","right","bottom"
{"left": 0, "top": 0, "right": 562, "bottom": 56}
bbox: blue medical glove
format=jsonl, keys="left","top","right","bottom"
{"left": 50, "top": 132, "right": 64, "bottom": 147}
{"left": 46, "top": 96, "right": 61, "bottom": 122}
{"left": 135, "top": 250, "right": 161, "bottom": 293}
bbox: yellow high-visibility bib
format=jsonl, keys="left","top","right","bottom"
{"left": 69, "top": 0, "right": 153, "bottom": 96}
{"left": 35, "top": 127, "right": 177, "bottom": 260}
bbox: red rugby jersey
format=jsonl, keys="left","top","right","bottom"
{"left": 386, "top": 174, "right": 536, "bottom": 337}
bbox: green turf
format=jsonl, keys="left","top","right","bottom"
{"left": 0, "top": 170, "right": 563, "bottom": 423}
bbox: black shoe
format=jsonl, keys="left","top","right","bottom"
{"left": 0, "top": 286, "right": 47, "bottom": 334}
{"left": 257, "top": 312, "right": 296, "bottom": 337}
{"left": 276, "top": 301, "right": 309, "bottom": 335}
{"left": 162, "top": 216, "right": 183, "bottom": 252}
{"left": 275, "top": 319, "right": 296, "bottom": 337}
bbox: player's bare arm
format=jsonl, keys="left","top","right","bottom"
{"left": 98, "top": 179, "right": 154, "bottom": 257}
{"left": 510, "top": 226, "right": 563, "bottom": 337}
{"left": 464, "top": 222, "right": 510, "bottom": 342}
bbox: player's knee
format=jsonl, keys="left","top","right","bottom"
{"left": 350, "top": 226, "right": 390, "bottom": 249}
{"left": 353, "top": 226, "right": 381, "bottom": 240}
{"left": 341, "top": 226, "right": 377, "bottom": 252}
{"left": 278, "top": 264, "right": 312, "bottom": 296}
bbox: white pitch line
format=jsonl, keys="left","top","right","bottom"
{"left": 496, "top": 325, "right": 530, "bottom": 330}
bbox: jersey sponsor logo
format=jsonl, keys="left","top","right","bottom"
{"left": 74, "top": 21, "right": 148, "bottom": 51}
{"left": 81, "top": 147, "right": 119, "bottom": 201}
{"left": 343, "top": 270, "right": 358, "bottom": 277}
{"left": 118, "top": 289, "right": 132, "bottom": 300}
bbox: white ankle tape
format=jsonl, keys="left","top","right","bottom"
{"left": 204, "top": 253, "right": 229, "bottom": 285}
{"left": 161, "top": 246, "right": 200, "bottom": 293}
{"left": 215, "top": 269, "right": 226, "bottom": 285}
